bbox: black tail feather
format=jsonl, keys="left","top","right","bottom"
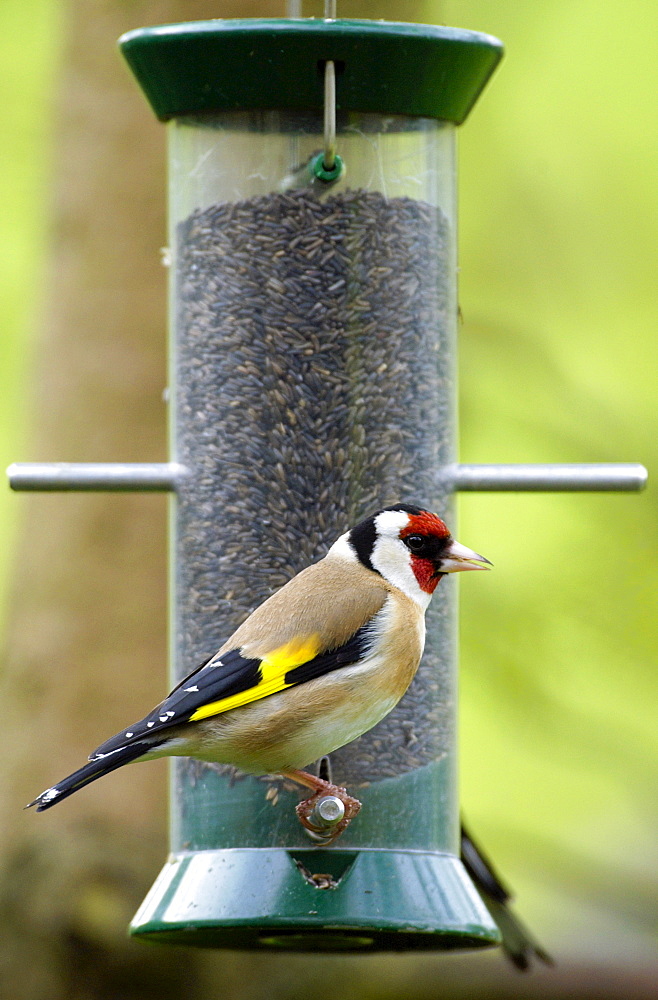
{"left": 484, "top": 896, "right": 554, "bottom": 971}
{"left": 461, "top": 821, "right": 553, "bottom": 971}
{"left": 26, "top": 741, "right": 163, "bottom": 811}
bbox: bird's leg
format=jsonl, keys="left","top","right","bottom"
{"left": 282, "top": 768, "right": 361, "bottom": 844}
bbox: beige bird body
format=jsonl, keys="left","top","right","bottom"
{"left": 165, "top": 549, "right": 425, "bottom": 774}
{"left": 227, "top": 551, "right": 389, "bottom": 658}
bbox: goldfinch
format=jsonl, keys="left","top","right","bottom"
{"left": 28, "top": 503, "right": 490, "bottom": 838}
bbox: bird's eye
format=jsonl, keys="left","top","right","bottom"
{"left": 404, "top": 534, "right": 426, "bottom": 553}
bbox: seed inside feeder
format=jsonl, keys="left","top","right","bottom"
{"left": 174, "top": 187, "right": 455, "bottom": 787}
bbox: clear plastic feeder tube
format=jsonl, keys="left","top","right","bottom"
{"left": 169, "top": 109, "right": 458, "bottom": 854}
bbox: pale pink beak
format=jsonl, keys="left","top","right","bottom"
{"left": 439, "top": 539, "right": 492, "bottom": 573}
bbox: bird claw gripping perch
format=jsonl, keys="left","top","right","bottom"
{"left": 295, "top": 781, "right": 362, "bottom": 845}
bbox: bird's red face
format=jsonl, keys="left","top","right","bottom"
{"left": 400, "top": 511, "right": 452, "bottom": 594}
{"left": 399, "top": 509, "right": 491, "bottom": 594}
{"left": 346, "top": 503, "right": 491, "bottom": 606}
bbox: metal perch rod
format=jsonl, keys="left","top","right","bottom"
{"left": 7, "top": 462, "right": 647, "bottom": 492}
{"left": 6, "top": 462, "right": 187, "bottom": 492}
{"left": 450, "top": 463, "right": 648, "bottom": 492}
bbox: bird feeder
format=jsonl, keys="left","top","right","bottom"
{"left": 8, "top": 15, "right": 647, "bottom": 955}
{"left": 114, "top": 17, "right": 504, "bottom": 952}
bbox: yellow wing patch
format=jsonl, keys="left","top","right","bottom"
{"left": 260, "top": 635, "right": 322, "bottom": 673}
{"left": 188, "top": 633, "right": 321, "bottom": 722}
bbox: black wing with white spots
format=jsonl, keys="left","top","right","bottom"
{"left": 92, "top": 623, "right": 373, "bottom": 759}
{"left": 91, "top": 647, "right": 262, "bottom": 758}
{"left": 27, "top": 623, "right": 375, "bottom": 813}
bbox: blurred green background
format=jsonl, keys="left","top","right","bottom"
{"left": 452, "top": 0, "right": 657, "bottom": 972}
{"left": 0, "top": 1, "right": 655, "bottom": 998}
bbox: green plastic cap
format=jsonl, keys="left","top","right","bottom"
{"left": 119, "top": 19, "right": 502, "bottom": 124}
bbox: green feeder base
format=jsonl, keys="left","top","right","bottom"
{"left": 130, "top": 848, "right": 501, "bottom": 952}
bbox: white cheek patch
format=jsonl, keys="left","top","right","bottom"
{"left": 370, "top": 538, "right": 431, "bottom": 610}
{"left": 371, "top": 512, "right": 431, "bottom": 610}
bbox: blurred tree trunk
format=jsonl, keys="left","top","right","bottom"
{"left": 0, "top": 2, "right": 437, "bottom": 999}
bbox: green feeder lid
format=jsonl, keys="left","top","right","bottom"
{"left": 119, "top": 19, "right": 503, "bottom": 124}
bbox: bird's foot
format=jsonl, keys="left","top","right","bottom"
{"left": 283, "top": 769, "right": 361, "bottom": 845}
{"left": 296, "top": 783, "right": 362, "bottom": 845}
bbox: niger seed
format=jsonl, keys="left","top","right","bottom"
{"left": 174, "top": 187, "right": 456, "bottom": 789}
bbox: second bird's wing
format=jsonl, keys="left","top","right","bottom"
{"left": 461, "top": 822, "right": 553, "bottom": 970}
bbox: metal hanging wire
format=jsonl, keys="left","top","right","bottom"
{"left": 323, "top": 0, "right": 337, "bottom": 172}
{"left": 323, "top": 60, "right": 337, "bottom": 171}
